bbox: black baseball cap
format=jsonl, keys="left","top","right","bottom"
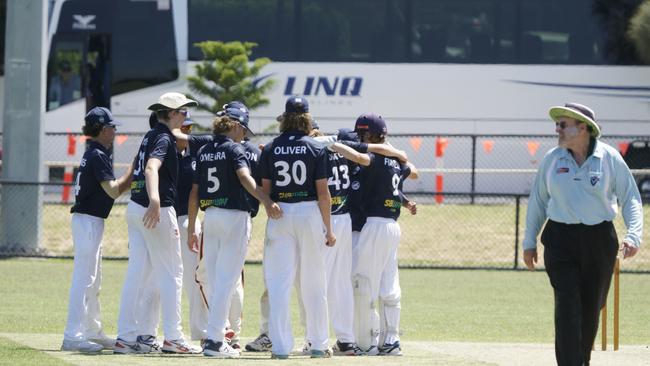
{"left": 220, "top": 107, "right": 255, "bottom": 135}
{"left": 285, "top": 96, "right": 309, "bottom": 113}
{"left": 355, "top": 113, "right": 386, "bottom": 135}
{"left": 221, "top": 101, "right": 250, "bottom": 124}
{"left": 85, "top": 107, "right": 121, "bottom": 127}
{"left": 337, "top": 128, "right": 358, "bottom": 142}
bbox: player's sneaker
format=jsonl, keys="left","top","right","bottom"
{"left": 333, "top": 341, "right": 363, "bottom": 356}
{"left": 229, "top": 339, "right": 241, "bottom": 350}
{"left": 113, "top": 338, "right": 145, "bottom": 354}
{"left": 301, "top": 341, "right": 311, "bottom": 355}
{"left": 365, "top": 345, "right": 380, "bottom": 356}
{"left": 245, "top": 333, "right": 272, "bottom": 352}
{"left": 87, "top": 332, "right": 116, "bottom": 350}
{"left": 310, "top": 349, "right": 332, "bottom": 358}
{"left": 162, "top": 338, "right": 202, "bottom": 354}
{"left": 378, "top": 340, "right": 402, "bottom": 356}
{"left": 203, "top": 339, "right": 240, "bottom": 358}
{"left": 136, "top": 335, "right": 162, "bottom": 354}
{"left": 61, "top": 339, "right": 103, "bottom": 353}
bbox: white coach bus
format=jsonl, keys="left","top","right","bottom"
{"left": 26, "top": 0, "right": 649, "bottom": 135}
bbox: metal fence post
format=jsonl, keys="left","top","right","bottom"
{"left": 471, "top": 135, "right": 477, "bottom": 204}
{"left": 514, "top": 195, "right": 521, "bottom": 269}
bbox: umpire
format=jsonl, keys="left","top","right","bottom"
{"left": 522, "top": 103, "right": 643, "bottom": 366}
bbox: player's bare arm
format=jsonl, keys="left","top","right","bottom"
{"left": 187, "top": 183, "right": 200, "bottom": 253}
{"left": 330, "top": 142, "right": 370, "bottom": 166}
{"left": 100, "top": 158, "right": 136, "bottom": 199}
{"left": 316, "top": 178, "right": 336, "bottom": 246}
{"left": 143, "top": 157, "right": 162, "bottom": 229}
{"left": 236, "top": 168, "right": 282, "bottom": 219}
{"left": 405, "top": 162, "right": 419, "bottom": 180}
{"left": 171, "top": 127, "right": 189, "bottom": 142}
{"left": 367, "top": 143, "right": 408, "bottom": 163}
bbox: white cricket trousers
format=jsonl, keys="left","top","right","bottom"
{"left": 352, "top": 217, "right": 402, "bottom": 347}
{"left": 178, "top": 214, "right": 206, "bottom": 340}
{"left": 201, "top": 207, "right": 250, "bottom": 342}
{"left": 117, "top": 201, "right": 184, "bottom": 342}
{"left": 324, "top": 213, "right": 355, "bottom": 343}
{"left": 64, "top": 213, "right": 106, "bottom": 341}
{"left": 264, "top": 201, "right": 329, "bottom": 355}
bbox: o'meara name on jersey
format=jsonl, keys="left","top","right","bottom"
{"left": 384, "top": 157, "right": 400, "bottom": 168}
{"left": 200, "top": 151, "right": 226, "bottom": 162}
{"left": 274, "top": 146, "right": 307, "bottom": 155}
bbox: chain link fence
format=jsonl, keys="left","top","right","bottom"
{"left": 1, "top": 132, "right": 649, "bottom": 271}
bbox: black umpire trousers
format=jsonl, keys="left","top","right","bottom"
{"left": 541, "top": 220, "right": 618, "bottom": 366}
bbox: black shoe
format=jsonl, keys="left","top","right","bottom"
{"left": 378, "top": 340, "right": 402, "bottom": 356}
{"left": 333, "top": 341, "right": 363, "bottom": 356}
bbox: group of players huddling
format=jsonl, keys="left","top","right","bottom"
{"left": 62, "top": 92, "right": 418, "bottom": 359}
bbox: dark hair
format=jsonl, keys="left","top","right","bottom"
{"left": 155, "top": 109, "right": 172, "bottom": 122}
{"left": 82, "top": 123, "right": 103, "bottom": 137}
{"left": 367, "top": 132, "right": 385, "bottom": 144}
{"left": 213, "top": 116, "right": 238, "bottom": 135}
{"left": 279, "top": 113, "right": 312, "bottom": 134}
{"left": 148, "top": 112, "right": 158, "bottom": 129}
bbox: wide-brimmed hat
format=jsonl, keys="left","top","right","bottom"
{"left": 148, "top": 92, "right": 198, "bottom": 111}
{"left": 549, "top": 103, "right": 601, "bottom": 138}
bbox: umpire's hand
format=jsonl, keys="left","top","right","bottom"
{"left": 524, "top": 249, "right": 537, "bottom": 270}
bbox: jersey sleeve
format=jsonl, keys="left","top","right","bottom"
{"left": 314, "top": 146, "right": 328, "bottom": 180}
{"left": 150, "top": 135, "right": 172, "bottom": 163}
{"left": 340, "top": 140, "right": 368, "bottom": 153}
{"left": 231, "top": 144, "right": 250, "bottom": 172}
{"left": 193, "top": 145, "right": 206, "bottom": 185}
{"left": 188, "top": 134, "right": 213, "bottom": 157}
{"left": 259, "top": 144, "right": 273, "bottom": 180}
{"left": 399, "top": 162, "right": 411, "bottom": 182}
{"left": 92, "top": 151, "right": 115, "bottom": 183}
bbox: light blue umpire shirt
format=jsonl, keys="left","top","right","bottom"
{"left": 523, "top": 140, "right": 643, "bottom": 251}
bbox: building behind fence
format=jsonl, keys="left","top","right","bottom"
{"left": 1, "top": 133, "right": 649, "bottom": 272}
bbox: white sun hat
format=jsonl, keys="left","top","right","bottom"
{"left": 549, "top": 102, "right": 601, "bottom": 138}
{"left": 148, "top": 92, "right": 198, "bottom": 111}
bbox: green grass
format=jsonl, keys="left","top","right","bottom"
{"left": 1, "top": 258, "right": 648, "bottom": 365}
{"left": 40, "top": 203, "right": 650, "bottom": 271}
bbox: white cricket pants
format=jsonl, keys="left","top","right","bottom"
{"left": 323, "top": 213, "right": 355, "bottom": 343}
{"left": 352, "top": 217, "right": 402, "bottom": 347}
{"left": 178, "top": 214, "right": 206, "bottom": 340}
{"left": 64, "top": 213, "right": 106, "bottom": 341}
{"left": 202, "top": 207, "right": 250, "bottom": 342}
{"left": 116, "top": 201, "right": 184, "bottom": 342}
{"left": 264, "top": 201, "right": 329, "bottom": 355}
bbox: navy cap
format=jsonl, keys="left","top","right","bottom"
{"left": 85, "top": 106, "right": 121, "bottom": 127}
{"left": 337, "top": 128, "right": 358, "bottom": 142}
{"left": 285, "top": 96, "right": 309, "bottom": 114}
{"left": 219, "top": 101, "right": 249, "bottom": 124}
{"left": 354, "top": 113, "right": 386, "bottom": 135}
{"left": 219, "top": 107, "right": 255, "bottom": 135}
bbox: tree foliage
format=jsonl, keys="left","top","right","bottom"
{"left": 627, "top": 0, "right": 650, "bottom": 64}
{"left": 187, "top": 41, "right": 275, "bottom": 115}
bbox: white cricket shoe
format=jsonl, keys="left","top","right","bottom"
{"left": 61, "top": 339, "right": 103, "bottom": 353}
{"left": 162, "top": 338, "right": 202, "bottom": 354}
{"left": 87, "top": 332, "right": 116, "bottom": 350}
{"left": 136, "top": 335, "right": 162, "bottom": 354}
{"left": 113, "top": 338, "right": 146, "bottom": 354}
{"left": 203, "top": 339, "right": 240, "bottom": 358}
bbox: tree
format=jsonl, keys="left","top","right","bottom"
{"left": 627, "top": 0, "right": 650, "bottom": 64}
{"left": 187, "top": 41, "right": 275, "bottom": 115}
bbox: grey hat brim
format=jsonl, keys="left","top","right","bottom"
{"left": 549, "top": 106, "right": 601, "bottom": 138}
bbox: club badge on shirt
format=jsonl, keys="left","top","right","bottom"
{"left": 590, "top": 175, "right": 600, "bottom": 186}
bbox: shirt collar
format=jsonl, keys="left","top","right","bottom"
{"left": 155, "top": 122, "right": 176, "bottom": 141}
{"left": 87, "top": 140, "right": 109, "bottom": 154}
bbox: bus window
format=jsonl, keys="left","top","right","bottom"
{"left": 188, "top": 0, "right": 292, "bottom": 61}
{"left": 47, "top": 44, "right": 83, "bottom": 111}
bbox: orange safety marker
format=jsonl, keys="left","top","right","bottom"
{"left": 61, "top": 132, "right": 77, "bottom": 203}
{"left": 435, "top": 137, "right": 449, "bottom": 204}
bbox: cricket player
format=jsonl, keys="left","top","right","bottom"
{"left": 115, "top": 92, "right": 200, "bottom": 354}
{"left": 259, "top": 96, "right": 334, "bottom": 359}
{"left": 62, "top": 107, "right": 133, "bottom": 353}
{"left": 188, "top": 107, "right": 281, "bottom": 358}
{"left": 352, "top": 113, "right": 417, "bottom": 356}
